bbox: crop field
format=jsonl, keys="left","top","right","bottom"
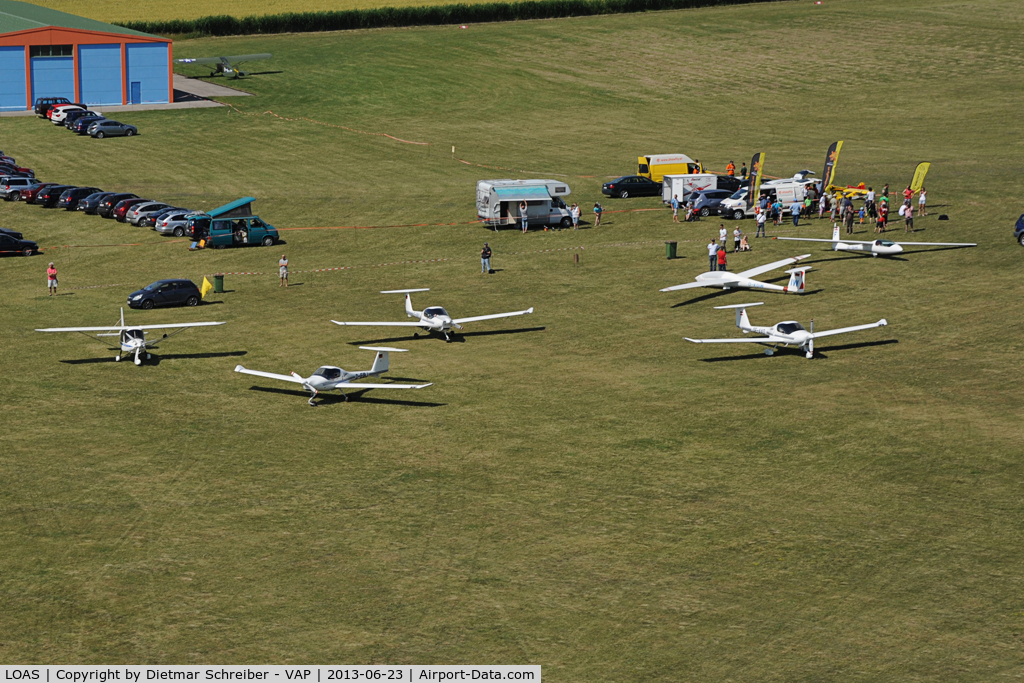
{"left": 3, "top": 0, "right": 1024, "bottom": 678}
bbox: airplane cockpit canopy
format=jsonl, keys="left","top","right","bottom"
{"left": 875, "top": 240, "right": 895, "bottom": 246}
{"left": 776, "top": 322, "right": 805, "bottom": 335}
{"left": 423, "top": 307, "right": 448, "bottom": 319}
{"left": 120, "top": 329, "right": 144, "bottom": 341}
{"left": 313, "top": 367, "right": 342, "bottom": 380}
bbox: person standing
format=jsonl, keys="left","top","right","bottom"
{"left": 903, "top": 185, "right": 913, "bottom": 206}
{"left": 46, "top": 262, "right": 58, "bottom": 296}
{"left": 278, "top": 254, "right": 289, "bottom": 287}
{"left": 790, "top": 200, "right": 802, "bottom": 226}
{"left": 904, "top": 203, "right": 915, "bottom": 232}
{"left": 818, "top": 193, "right": 827, "bottom": 220}
{"left": 520, "top": 201, "right": 529, "bottom": 233}
{"left": 740, "top": 162, "right": 747, "bottom": 178}
{"left": 882, "top": 183, "right": 890, "bottom": 204}
{"left": 733, "top": 227, "right": 742, "bottom": 252}
{"left": 719, "top": 224, "right": 728, "bottom": 249}
{"left": 918, "top": 187, "right": 927, "bottom": 216}
{"left": 593, "top": 202, "right": 603, "bottom": 227}
{"left": 708, "top": 239, "right": 719, "bottom": 271}
{"left": 716, "top": 246, "right": 727, "bottom": 272}
{"left": 726, "top": 160, "right": 736, "bottom": 176}
{"left": 756, "top": 208, "right": 767, "bottom": 238}
{"left": 671, "top": 194, "right": 680, "bottom": 223}
{"left": 480, "top": 242, "right": 492, "bottom": 274}
{"left": 844, "top": 204, "right": 855, "bottom": 234}
{"left": 693, "top": 159, "right": 703, "bottom": 173}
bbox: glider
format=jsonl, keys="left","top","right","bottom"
{"left": 660, "top": 255, "right": 812, "bottom": 295}
{"left": 774, "top": 225, "right": 976, "bottom": 257}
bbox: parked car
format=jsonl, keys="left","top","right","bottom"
{"left": 143, "top": 207, "right": 187, "bottom": 228}
{"left": 1015, "top": 214, "right": 1024, "bottom": 246}
{"left": 691, "top": 189, "right": 735, "bottom": 217}
{"left": 50, "top": 105, "right": 85, "bottom": 124}
{"left": 127, "top": 279, "right": 203, "bottom": 309}
{"left": 36, "top": 185, "right": 75, "bottom": 208}
{"left": 47, "top": 102, "right": 84, "bottom": 119}
{"left": 58, "top": 187, "right": 102, "bottom": 210}
{"left": 63, "top": 109, "right": 102, "bottom": 129}
{"left": 78, "top": 191, "right": 115, "bottom": 213}
{"left": 154, "top": 212, "right": 193, "bottom": 236}
{"left": 113, "top": 197, "right": 149, "bottom": 222}
{"left": 0, "top": 227, "right": 25, "bottom": 239}
{"left": 0, "top": 162, "right": 33, "bottom": 177}
{"left": 715, "top": 175, "right": 743, "bottom": 193}
{"left": 20, "top": 182, "right": 60, "bottom": 203}
{"left": 73, "top": 116, "right": 105, "bottom": 134}
{"left": 1, "top": 177, "right": 36, "bottom": 201}
{"left": 188, "top": 215, "right": 280, "bottom": 247}
{"left": 97, "top": 193, "right": 138, "bottom": 218}
{"left": 0, "top": 232, "right": 39, "bottom": 257}
{"left": 89, "top": 120, "right": 137, "bottom": 138}
{"left": 34, "top": 97, "right": 71, "bottom": 117}
{"left": 127, "top": 202, "right": 170, "bottom": 226}
{"left": 602, "top": 175, "right": 663, "bottom": 198}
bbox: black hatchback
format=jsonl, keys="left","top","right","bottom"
{"left": 0, "top": 232, "right": 39, "bottom": 257}
{"left": 36, "top": 185, "right": 75, "bottom": 207}
{"left": 128, "top": 279, "right": 203, "bottom": 309}
{"left": 602, "top": 175, "right": 663, "bottom": 198}
{"left": 58, "top": 187, "right": 102, "bottom": 210}
{"left": 97, "top": 192, "right": 138, "bottom": 218}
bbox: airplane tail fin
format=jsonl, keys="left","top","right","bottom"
{"left": 360, "top": 346, "right": 408, "bottom": 375}
{"left": 784, "top": 267, "right": 811, "bottom": 294}
{"left": 832, "top": 224, "right": 840, "bottom": 242}
{"left": 119, "top": 307, "right": 125, "bottom": 328}
{"left": 713, "top": 302, "right": 763, "bottom": 331}
{"left": 405, "top": 293, "right": 415, "bottom": 318}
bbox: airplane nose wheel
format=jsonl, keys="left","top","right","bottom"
{"left": 764, "top": 348, "right": 775, "bottom": 356}
{"left": 114, "top": 355, "right": 120, "bottom": 362}
{"left": 307, "top": 389, "right": 318, "bottom": 407}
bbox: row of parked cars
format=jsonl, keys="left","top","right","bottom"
{"left": 0, "top": 151, "right": 42, "bottom": 256}
{"left": 34, "top": 97, "right": 139, "bottom": 138}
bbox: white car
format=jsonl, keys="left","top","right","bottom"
{"left": 127, "top": 202, "right": 170, "bottom": 226}
{"left": 49, "top": 105, "right": 84, "bottom": 124}
{"left": 154, "top": 212, "right": 193, "bottom": 237}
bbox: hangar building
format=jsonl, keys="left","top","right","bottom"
{"left": 0, "top": 0, "right": 171, "bottom": 111}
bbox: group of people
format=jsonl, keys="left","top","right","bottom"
{"left": 516, "top": 200, "right": 601, "bottom": 232}
{"left": 704, "top": 224, "right": 751, "bottom": 271}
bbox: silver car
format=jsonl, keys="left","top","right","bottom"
{"left": 154, "top": 212, "right": 193, "bottom": 237}
{"left": 88, "top": 120, "right": 138, "bottom": 138}
{"left": 127, "top": 202, "right": 171, "bottom": 226}
{"left": 1, "top": 176, "right": 34, "bottom": 201}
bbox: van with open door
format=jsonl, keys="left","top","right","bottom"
{"left": 186, "top": 197, "right": 279, "bottom": 247}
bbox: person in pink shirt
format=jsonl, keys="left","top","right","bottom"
{"left": 47, "top": 262, "right": 58, "bottom": 296}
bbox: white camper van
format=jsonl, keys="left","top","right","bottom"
{"left": 718, "top": 176, "right": 817, "bottom": 219}
{"left": 476, "top": 179, "right": 573, "bottom": 229}
{"left": 661, "top": 174, "right": 718, "bottom": 204}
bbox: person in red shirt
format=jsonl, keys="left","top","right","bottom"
{"left": 717, "top": 247, "right": 727, "bottom": 272}
{"left": 47, "top": 262, "right": 58, "bottom": 296}
{"left": 903, "top": 186, "right": 913, "bottom": 205}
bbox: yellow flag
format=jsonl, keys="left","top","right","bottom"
{"left": 200, "top": 276, "right": 213, "bottom": 299}
{"left": 910, "top": 162, "right": 930, "bottom": 192}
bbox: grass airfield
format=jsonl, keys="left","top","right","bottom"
{"left": 3, "top": 0, "right": 1024, "bottom": 678}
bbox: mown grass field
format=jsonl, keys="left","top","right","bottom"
{"left": 3, "top": 0, "right": 1024, "bottom": 678}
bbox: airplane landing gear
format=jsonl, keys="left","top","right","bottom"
{"left": 764, "top": 348, "right": 775, "bottom": 356}
{"left": 114, "top": 355, "right": 120, "bottom": 362}
{"left": 307, "top": 388, "right": 318, "bottom": 407}
{"left": 146, "top": 353, "right": 152, "bottom": 360}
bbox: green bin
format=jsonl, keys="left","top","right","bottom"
{"left": 665, "top": 241, "right": 678, "bottom": 260}
{"left": 214, "top": 274, "right": 225, "bottom": 293}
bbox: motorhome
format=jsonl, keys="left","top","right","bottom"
{"left": 637, "top": 154, "right": 696, "bottom": 182}
{"left": 661, "top": 174, "right": 718, "bottom": 204}
{"left": 476, "top": 179, "right": 573, "bottom": 229}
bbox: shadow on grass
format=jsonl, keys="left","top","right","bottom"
{"left": 670, "top": 288, "right": 822, "bottom": 308}
{"left": 59, "top": 350, "right": 246, "bottom": 365}
{"left": 247, "top": 385, "right": 444, "bottom": 407}
{"left": 697, "top": 338, "right": 898, "bottom": 362}
{"left": 346, "top": 326, "right": 545, "bottom": 345}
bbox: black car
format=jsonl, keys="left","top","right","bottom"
{"left": 0, "top": 163, "right": 33, "bottom": 178}
{"left": 34, "top": 96, "right": 70, "bottom": 117}
{"left": 79, "top": 191, "right": 115, "bottom": 213}
{"left": 691, "top": 189, "right": 735, "bottom": 217}
{"left": 35, "top": 185, "right": 75, "bottom": 207}
{"left": 97, "top": 192, "right": 138, "bottom": 218}
{"left": 602, "top": 175, "right": 663, "bottom": 198}
{"left": 73, "top": 116, "right": 105, "bottom": 134}
{"left": 0, "top": 232, "right": 39, "bottom": 257}
{"left": 58, "top": 187, "right": 102, "bottom": 210}
{"left": 715, "top": 175, "right": 743, "bottom": 193}
{"left": 0, "top": 227, "right": 24, "bottom": 240}
{"left": 1015, "top": 214, "right": 1024, "bottom": 247}
{"left": 63, "top": 109, "right": 102, "bottom": 129}
{"left": 128, "top": 279, "right": 203, "bottom": 309}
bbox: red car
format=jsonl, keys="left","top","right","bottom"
{"left": 20, "top": 182, "right": 60, "bottom": 202}
{"left": 113, "top": 198, "right": 149, "bottom": 222}
{"left": 0, "top": 162, "right": 33, "bottom": 176}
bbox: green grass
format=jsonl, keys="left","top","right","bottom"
{"left": 3, "top": 0, "right": 1024, "bottom": 678}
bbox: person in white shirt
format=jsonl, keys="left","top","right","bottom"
{"left": 719, "top": 224, "right": 727, "bottom": 247}
{"left": 756, "top": 209, "right": 767, "bottom": 237}
{"left": 571, "top": 203, "right": 581, "bottom": 229}
{"left": 733, "top": 227, "right": 742, "bottom": 252}
{"left": 278, "top": 255, "right": 289, "bottom": 287}
{"left": 918, "top": 187, "right": 927, "bottom": 216}
{"left": 707, "top": 239, "right": 719, "bottom": 271}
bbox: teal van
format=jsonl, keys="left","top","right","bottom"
{"left": 187, "top": 197, "right": 279, "bottom": 248}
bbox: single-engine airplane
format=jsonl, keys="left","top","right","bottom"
{"left": 174, "top": 54, "right": 272, "bottom": 79}
{"left": 35, "top": 308, "right": 225, "bottom": 366}
{"left": 684, "top": 302, "right": 888, "bottom": 358}
{"left": 774, "top": 225, "right": 976, "bottom": 257}
{"left": 332, "top": 289, "right": 534, "bottom": 342}
{"left": 235, "top": 346, "right": 432, "bottom": 406}
{"left": 660, "top": 255, "right": 812, "bottom": 296}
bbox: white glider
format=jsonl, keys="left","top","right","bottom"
{"left": 332, "top": 289, "right": 534, "bottom": 342}
{"left": 36, "top": 308, "right": 225, "bottom": 366}
{"left": 774, "top": 224, "right": 976, "bottom": 257}
{"left": 660, "top": 254, "right": 812, "bottom": 295}
{"left": 685, "top": 302, "right": 888, "bottom": 358}
{"left": 235, "top": 346, "right": 432, "bottom": 406}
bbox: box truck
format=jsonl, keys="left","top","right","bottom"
{"left": 476, "top": 179, "right": 573, "bottom": 229}
{"left": 638, "top": 154, "right": 697, "bottom": 182}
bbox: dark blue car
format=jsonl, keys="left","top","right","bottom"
{"left": 128, "top": 279, "right": 203, "bottom": 309}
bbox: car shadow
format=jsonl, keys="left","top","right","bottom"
{"left": 247, "top": 385, "right": 444, "bottom": 407}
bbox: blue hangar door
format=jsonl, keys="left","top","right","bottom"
{"left": 30, "top": 54, "right": 74, "bottom": 102}
{"left": 79, "top": 44, "right": 122, "bottom": 105}
{"left": 0, "top": 47, "right": 27, "bottom": 110}
{"left": 125, "top": 43, "right": 168, "bottom": 104}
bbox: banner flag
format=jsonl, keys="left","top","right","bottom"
{"left": 911, "top": 162, "right": 931, "bottom": 192}
{"left": 200, "top": 276, "right": 213, "bottom": 299}
{"left": 820, "top": 141, "right": 843, "bottom": 192}
{"left": 749, "top": 152, "right": 765, "bottom": 206}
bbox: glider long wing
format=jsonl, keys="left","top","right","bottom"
{"left": 234, "top": 365, "right": 306, "bottom": 384}
{"left": 776, "top": 237, "right": 976, "bottom": 248}
{"left": 36, "top": 322, "right": 225, "bottom": 332}
{"left": 737, "top": 254, "right": 811, "bottom": 279}
{"left": 660, "top": 279, "right": 739, "bottom": 292}
{"left": 809, "top": 319, "right": 887, "bottom": 339}
{"left": 452, "top": 307, "right": 534, "bottom": 324}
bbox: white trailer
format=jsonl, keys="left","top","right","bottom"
{"left": 476, "top": 179, "right": 573, "bottom": 229}
{"left": 661, "top": 174, "right": 718, "bottom": 204}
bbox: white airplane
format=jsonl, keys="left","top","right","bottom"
{"left": 685, "top": 302, "right": 888, "bottom": 358}
{"left": 235, "top": 346, "right": 432, "bottom": 406}
{"left": 775, "top": 224, "right": 977, "bottom": 257}
{"left": 332, "top": 289, "right": 534, "bottom": 342}
{"left": 35, "top": 308, "right": 225, "bottom": 366}
{"left": 174, "top": 54, "right": 272, "bottom": 79}
{"left": 660, "top": 254, "right": 812, "bottom": 295}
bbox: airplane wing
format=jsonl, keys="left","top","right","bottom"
{"left": 774, "top": 237, "right": 845, "bottom": 243}
{"left": 330, "top": 320, "right": 431, "bottom": 327}
{"left": 234, "top": 365, "right": 306, "bottom": 384}
{"left": 809, "top": 319, "right": 887, "bottom": 339}
{"left": 660, "top": 281, "right": 728, "bottom": 292}
{"left": 452, "top": 307, "right": 533, "bottom": 324}
{"left": 896, "top": 241, "right": 977, "bottom": 248}
{"left": 36, "top": 322, "right": 225, "bottom": 332}
{"left": 684, "top": 337, "right": 775, "bottom": 344}
{"left": 338, "top": 382, "right": 432, "bottom": 389}
{"left": 737, "top": 254, "right": 811, "bottom": 279}
{"left": 37, "top": 325, "right": 125, "bottom": 333}
{"left": 222, "top": 54, "right": 272, "bottom": 63}
{"left": 174, "top": 57, "right": 223, "bottom": 65}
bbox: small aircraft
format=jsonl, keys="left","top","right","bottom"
{"left": 775, "top": 225, "right": 976, "bottom": 257}
{"left": 174, "top": 54, "right": 272, "bottom": 79}
{"left": 235, "top": 347, "right": 432, "bottom": 406}
{"left": 660, "top": 255, "right": 812, "bottom": 296}
{"left": 332, "top": 289, "right": 534, "bottom": 342}
{"left": 684, "top": 302, "right": 888, "bottom": 358}
{"left": 35, "top": 308, "right": 225, "bottom": 366}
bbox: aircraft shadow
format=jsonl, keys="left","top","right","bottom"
{"left": 670, "top": 288, "right": 822, "bottom": 308}
{"left": 697, "top": 338, "right": 898, "bottom": 363}
{"left": 59, "top": 350, "right": 246, "bottom": 365}
{"left": 247, "top": 385, "right": 444, "bottom": 407}
{"left": 807, "top": 255, "right": 909, "bottom": 263}
{"left": 347, "top": 326, "right": 545, "bottom": 345}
